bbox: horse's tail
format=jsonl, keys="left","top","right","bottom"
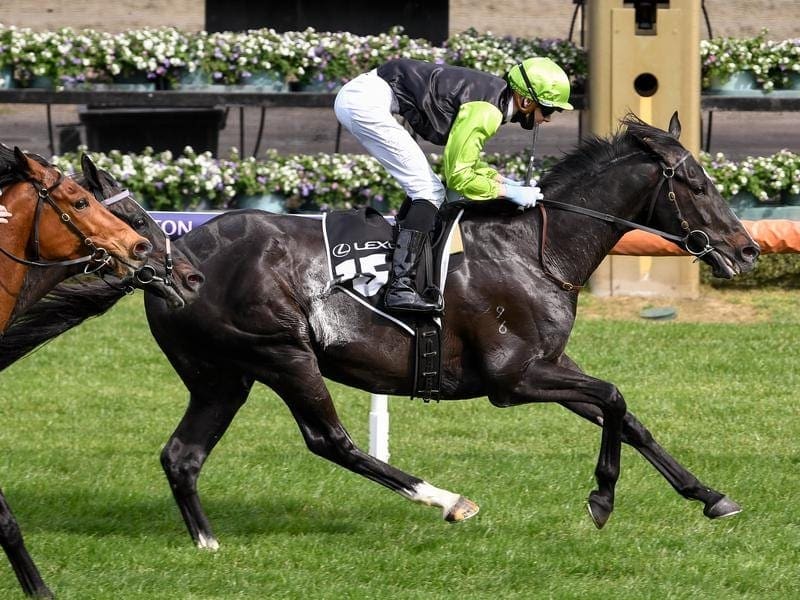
{"left": 0, "top": 276, "right": 126, "bottom": 370}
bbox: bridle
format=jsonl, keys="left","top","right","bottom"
{"left": 536, "top": 151, "right": 715, "bottom": 292}
{"left": 99, "top": 189, "right": 174, "bottom": 289}
{"left": 0, "top": 171, "right": 114, "bottom": 272}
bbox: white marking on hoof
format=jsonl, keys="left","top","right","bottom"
{"left": 196, "top": 533, "right": 220, "bottom": 551}
{"left": 405, "top": 481, "right": 465, "bottom": 520}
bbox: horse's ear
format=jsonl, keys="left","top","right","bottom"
{"left": 668, "top": 111, "right": 681, "bottom": 140}
{"left": 13, "top": 147, "right": 32, "bottom": 174}
{"left": 81, "top": 153, "right": 101, "bottom": 189}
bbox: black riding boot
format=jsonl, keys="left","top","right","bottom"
{"left": 384, "top": 227, "right": 442, "bottom": 313}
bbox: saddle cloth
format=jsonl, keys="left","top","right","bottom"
{"left": 322, "top": 206, "right": 463, "bottom": 335}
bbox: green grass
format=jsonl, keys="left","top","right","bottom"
{"left": 1, "top": 293, "right": 799, "bottom": 599}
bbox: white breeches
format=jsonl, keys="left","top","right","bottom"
{"left": 334, "top": 70, "right": 446, "bottom": 206}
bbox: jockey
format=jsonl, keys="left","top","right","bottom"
{"left": 0, "top": 204, "right": 10, "bottom": 224}
{"left": 334, "top": 57, "right": 573, "bottom": 313}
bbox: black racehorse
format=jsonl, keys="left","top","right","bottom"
{"left": 0, "top": 153, "right": 204, "bottom": 598}
{"left": 1, "top": 114, "right": 758, "bottom": 588}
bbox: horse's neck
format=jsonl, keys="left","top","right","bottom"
{"left": 0, "top": 260, "right": 29, "bottom": 333}
{"left": 13, "top": 266, "right": 75, "bottom": 323}
{"left": 0, "top": 213, "right": 35, "bottom": 331}
{"left": 541, "top": 165, "right": 654, "bottom": 287}
{"left": 0, "top": 195, "right": 70, "bottom": 331}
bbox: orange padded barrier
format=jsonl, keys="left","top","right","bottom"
{"left": 610, "top": 220, "right": 800, "bottom": 255}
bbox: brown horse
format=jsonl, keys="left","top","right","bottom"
{"left": 0, "top": 146, "right": 153, "bottom": 332}
{"left": 0, "top": 146, "right": 155, "bottom": 597}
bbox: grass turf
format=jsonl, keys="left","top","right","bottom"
{"left": 0, "top": 292, "right": 798, "bottom": 599}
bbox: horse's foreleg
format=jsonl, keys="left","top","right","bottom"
{"left": 160, "top": 371, "right": 253, "bottom": 550}
{"left": 0, "top": 489, "right": 52, "bottom": 598}
{"left": 561, "top": 402, "right": 740, "bottom": 518}
{"left": 273, "top": 366, "right": 478, "bottom": 523}
{"left": 490, "top": 360, "right": 626, "bottom": 529}
{"left": 557, "top": 355, "right": 741, "bottom": 519}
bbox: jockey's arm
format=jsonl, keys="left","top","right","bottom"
{"left": 442, "top": 101, "right": 503, "bottom": 200}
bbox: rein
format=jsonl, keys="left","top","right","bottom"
{"left": 0, "top": 172, "right": 113, "bottom": 272}
{"left": 536, "top": 152, "right": 714, "bottom": 292}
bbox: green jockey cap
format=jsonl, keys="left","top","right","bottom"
{"left": 507, "top": 57, "right": 574, "bottom": 110}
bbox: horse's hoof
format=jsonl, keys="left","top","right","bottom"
{"left": 586, "top": 493, "right": 613, "bottom": 529}
{"left": 32, "top": 586, "right": 54, "bottom": 599}
{"left": 703, "top": 496, "right": 742, "bottom": 519}
{"left": 196, "top": 532, "right": 220, "bottom": 550}
{"left": 444, "top": 496, "right": 480, "bottom": 522}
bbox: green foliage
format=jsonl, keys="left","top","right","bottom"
{"left": 702, "top": 253, "right": 800, "bottom": 288}
{"left": 0, "top": 293, "right": 799, "bottom": 598}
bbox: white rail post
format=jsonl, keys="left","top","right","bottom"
{"left": 368, "top": 393, "right": 390, "bottom": 462}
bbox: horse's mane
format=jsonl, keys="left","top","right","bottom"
{"left": 0, "top": 144, "right": 51, "bottom": 189}
{"left": 540, "top": 113, "right": 674, "bottom": 195}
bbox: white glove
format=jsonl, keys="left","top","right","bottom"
{"left": 504, "top": 184, "right": 543, "bottom": 208}
{"left": 0, "top": 204, "right": 10, "bottom": 224}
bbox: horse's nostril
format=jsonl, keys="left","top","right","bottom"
{"left": 187, "top": 272, "right": 205, "bottom": 289}
{"left": 133, "top": 239, "right": 153, "bottom": 258}
{"left": 741, "top": 244, "right": 760, "bottom": 261}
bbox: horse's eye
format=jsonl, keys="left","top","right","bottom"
{"left": 75, "top": 198, "right": 90, "bottom": 210}
{"left": 134, "top": 218, "right": 147, "bottom": 229}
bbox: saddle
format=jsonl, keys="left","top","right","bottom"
{"left": 322, "top": 205, "right": 465, "bottom": 400}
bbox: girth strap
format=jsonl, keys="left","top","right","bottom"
{"left": 414, "top": 319, "right": 442, "bottom": 402}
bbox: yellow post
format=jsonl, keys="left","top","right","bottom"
{"left": 584, "top": 0, "right": 702, "bottom": 297}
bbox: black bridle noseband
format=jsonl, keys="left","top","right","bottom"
{"left": 536, "top": 151, "right": 715, "bottom": 291}
{"left": 99, "top": 189, "right": 174, "bottom": 289}
{"left": 0, "top": 172, "right": 113, "bottom": 272}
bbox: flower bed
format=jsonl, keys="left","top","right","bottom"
{"left": 701, "top": 30, "right": 800, "bottom": 92}
{"left": 2, "top": 24, "right": 797, "bottom": 92}
{"left": 0, "top": 24, "right": 586, "bottom": 90}
{"left": 50, "top": 147, "right": 799, "bottom": 214}
{"left": 700, "top": 150, "right": 800, "bottom": 203}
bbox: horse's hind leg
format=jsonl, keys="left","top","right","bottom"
{"left": 268, "top": 360, "right": 478, "bottom": 522}
{"left": 0, "top": 489, "right": 52, "bottom": 598}
{"left": 160, "top": 370, "right": 254, "bottom": 550}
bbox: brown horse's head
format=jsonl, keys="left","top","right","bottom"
{"left": 4, "top": 147, "right": 152, "bottom": 278}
